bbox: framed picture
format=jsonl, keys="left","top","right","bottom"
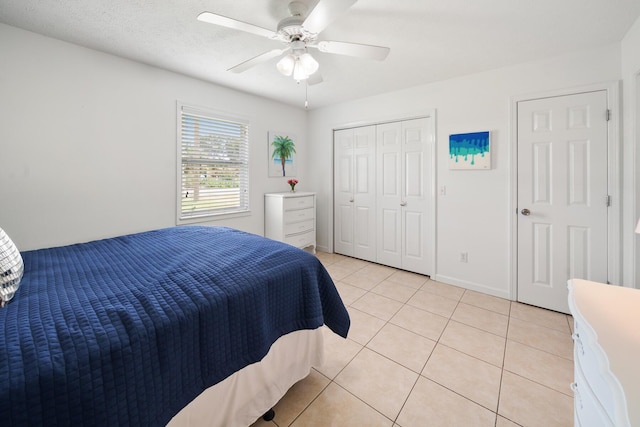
{"left": 449, "top": 131, "right": 491, "bottom": 170}
{"left": 268, "top": 131, "right": 297, "bottom": 177}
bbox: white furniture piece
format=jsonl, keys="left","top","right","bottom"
{"left": 567, "top": 279, "right": 639, "bottom": 427}
{"left": 265, "top": 192, "right": 316, "bottom": 253}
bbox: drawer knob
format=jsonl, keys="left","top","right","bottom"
{"left": 571, "top": 332, "right": 584, "bottom": 356}
{"left": 569, "top": 382, "right": 584, "bottom": 409}
{"left": 570, "top": 382, "right": 582, "bottom": 409}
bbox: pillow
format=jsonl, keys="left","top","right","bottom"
{"left": 0, "top": 227, "right": 24, "bottom": 307}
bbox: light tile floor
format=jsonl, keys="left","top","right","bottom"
{"left": 252, "top": 253, "right": 575, "bottom": 427}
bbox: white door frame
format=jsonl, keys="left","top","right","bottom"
{"left": 634, "top": 71, "right": 640, "bottom": 289}
{"left": 509, "top": 82, "right": 622, "bottom": 301}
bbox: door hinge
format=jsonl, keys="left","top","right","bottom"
{"left": 606, "top": 195, "right": 611, "bottom": 207}
{"left": 606, "top": 109, "right": 611, "bottom": 121}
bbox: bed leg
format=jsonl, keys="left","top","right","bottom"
{"left": 262, "top": 408, "right": 275, "bottom": 421}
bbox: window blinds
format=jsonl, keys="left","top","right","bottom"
{"left": 178, "top": 105, "right": 250, "bottom": 220}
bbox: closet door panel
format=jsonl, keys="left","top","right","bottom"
{"left": 353, "top": 126, "right": 377, "bottom": 261}
{"left": 334, "top": 129, "right": 354, "bottom": 256}
{"left": 401, "top": 118, "right": 431, "bottom": 275}
{"left": 379, "top": 207, "right": 402, "bottom": 268}
{"left": 376, "top": 122, "right": 403, "bottom": 268}
{"left": 334, "top": 126, "right": 376, "bottom": 261}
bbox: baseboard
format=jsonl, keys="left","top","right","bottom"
{"left": 316, "top": 244, "right": 330, "bottom": 253}
{"left": 432, "top": 274, "right": 511, "bottom": 300}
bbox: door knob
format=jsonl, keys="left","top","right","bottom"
{"left": 400, "top": 201, "right": 407, "bottom": 206}
{"left": 521, "top": 208, "right": 531, "bottom": 216}
{"left": 349, "top": 198, "right": 354, "bottom": 202}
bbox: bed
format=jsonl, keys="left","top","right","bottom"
{"left": 0, "top": 226, "right": 350, "bottom": 426}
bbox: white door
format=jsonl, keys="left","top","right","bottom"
{"left": 334, "top": 126, "right": 376, "bottom": 261}
{"left": 334, "top": 128, "right": 354, "bottom": 256}
{"left": 377, "top": 118, "right": 431, "bottom": 275}
{"left": 352, "top": 126, "right": 377, "bottom": 261}
{"left": 377, "top": 122, "right": 403, "bottom": 268}
{"left": 517, "top": 91, "right": 609, "bottom": 313}
{"left": 402, "top": 118, "right": 431, "bottom": 275}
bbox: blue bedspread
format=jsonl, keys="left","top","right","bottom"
{"left": 0, "top": 226, "right": 349, "bottom": 426}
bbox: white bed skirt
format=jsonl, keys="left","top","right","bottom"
{"left": 167, "top": 328, "right": 325, "bottom": 427}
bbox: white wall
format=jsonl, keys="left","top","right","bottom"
{"left": 621, "top": 15, "right": 640, "bottom": 287}
{"left": 0, "top": 24, "right": 307, "bottom": 250}
{"left": 308, "top": 44, "right": 624, "bottom": 298}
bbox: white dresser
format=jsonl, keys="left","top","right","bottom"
{"left": 568, "top": 279, "right": 639, "bottom": 427}
{"left": 264, "top": 192, "right": 316, "bottom": 253}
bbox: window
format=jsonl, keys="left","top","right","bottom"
{"left": 177, "top": 103, "right": 249, "bottom": 222}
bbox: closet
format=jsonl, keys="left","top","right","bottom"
{"left": 334, "top": 117, "right": 433, "bottom": 276}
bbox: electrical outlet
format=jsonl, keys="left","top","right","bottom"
{"left": 460, "top": 252, "right": 468, "bottom": 263}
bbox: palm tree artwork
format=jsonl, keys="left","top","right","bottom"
{"left": 271, "top": 134, "right": 296, "bottom": 177}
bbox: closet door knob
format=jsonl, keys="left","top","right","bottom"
{"left": 521, "top": 208, "right": 531, "bottom": 216}
{"left": 400, "top": 201, "right": 407, "bottom": 206}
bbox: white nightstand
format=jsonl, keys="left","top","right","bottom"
{"left": 264, "top": 192, "right": 316, "bottom": 253}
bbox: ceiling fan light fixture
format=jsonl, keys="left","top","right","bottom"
{"left": 292, "top": 57, "right": 310, "bottom": 81}
{"left": 276, "top": 54, "right": 296, "bottom": 76}
{"left": 277, "top": 51, "right": 319, "bottom": 81}
{"left": 199, "top": 0, "right": 391, "bottom": 84}
{"left": 299, "top": 53, "right": 319, "bottom": 75}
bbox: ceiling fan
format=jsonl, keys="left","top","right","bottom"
{"left": 197, "top": 0, "right": 390, "bottom": 83}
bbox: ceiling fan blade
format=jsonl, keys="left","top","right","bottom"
{"left": 303, "top": 0, "right": 358, "bottom": 34}
{"left": 315, "top": 40, "right": 390, "bottom": 61}
{"left": 307, "top": 73, "right": 323, "bottom": 86}
{"left": 228, "top": 48, "right": 289, "bottom": 73}
{"left": 197, "top": 12, "right": 276, "bottom": 39}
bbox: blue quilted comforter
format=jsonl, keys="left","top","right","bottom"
{"left": 0, "top": 226, "right": 349, "bottom": 426}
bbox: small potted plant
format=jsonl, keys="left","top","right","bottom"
{"left": 287, "top": 178, "right": 298, "bottom": 192}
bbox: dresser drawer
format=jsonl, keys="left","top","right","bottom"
{"left": 284, "top": 230, "right": 314, "bottom": 249}
{"left": 573, "top": 361, "right": 614, "bottom": 427}
{"left": 284, "top": 208, "right": 314, "bottom": 223}
{"left": 265, "top": 192, "right": 316, "bottom": 253}
{"left": 572, "top": 317, "right": 618, "bottom": 421}
{"left": 284, "top": 219, "right": 314, "bottom": 236}
{"left": 284, "top": 195, "right": 314, "bottom": 211}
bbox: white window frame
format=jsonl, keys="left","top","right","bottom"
{"left": 176, "top": 102, "right": 250, "bottom": 224}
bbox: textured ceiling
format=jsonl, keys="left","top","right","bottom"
{"left": 1, "top": 0, "right": 639, "bottom": 110}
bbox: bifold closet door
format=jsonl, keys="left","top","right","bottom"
{"left": 376, "top": 118, "right": 431, "bottom": 275}
{"left": 333, "top": 126, "right": 376, "bottom": 261}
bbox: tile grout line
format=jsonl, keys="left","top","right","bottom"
{"left": 315, "top": 254, "right": 573, "bottom": 426}
{"left": 384, "top": 277, "right": 432, "bottom": 426}
{"left": 391, "top": 288, "right": 465, "bottom": 426}
{"left": 494, "top": 300, "right": 512, "bottom": 426}
{"left": 318, "top": 262, "right": 402, "bottom": 425}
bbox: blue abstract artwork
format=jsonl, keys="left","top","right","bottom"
{"left": 449, "top": 131, "right": 491, "bottom": 170}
